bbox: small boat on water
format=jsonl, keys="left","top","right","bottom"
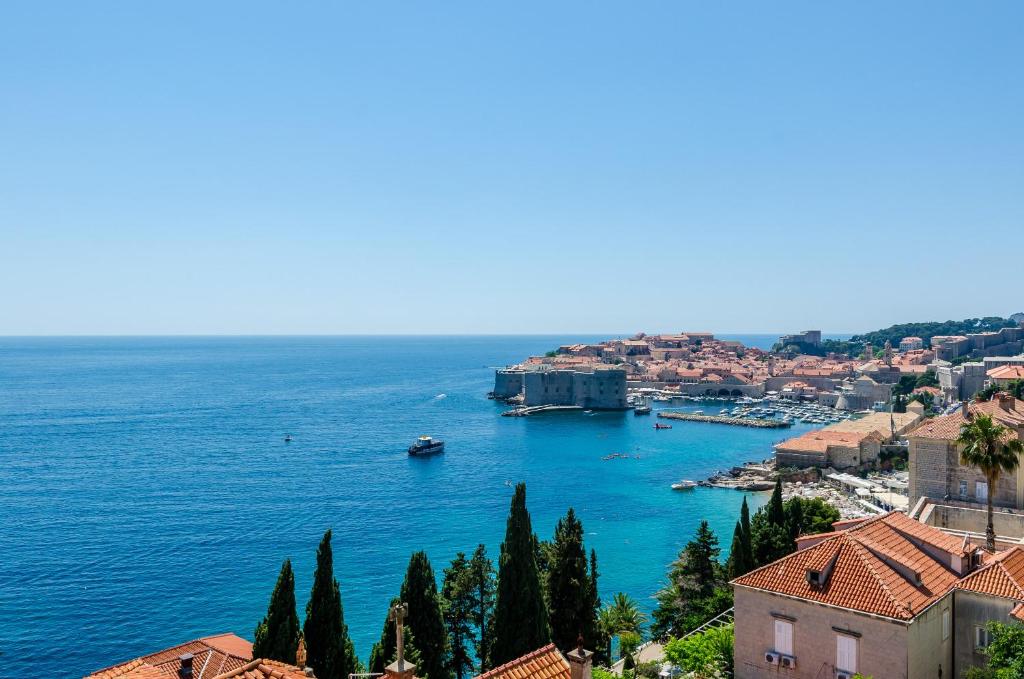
{"left": 284, "top": 434, "right": 292, "bottom": 443}
{"left": 671, "top": 480, "right": 698, "bottom": 491}
{"left": 634, "top": 404, "right": 652, "bottom": 415}
{"left": 408, "top": 435, "right": 445, "bottom": 456}
{"left": 654, "top": 423, "right": 672, "bottom": 430}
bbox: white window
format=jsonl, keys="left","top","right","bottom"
{"left": 959, "top": 480, "right": 968, "bottom": 498}
{"left": 836, "top": 634, "right": 858, "bottom": 673}
{"left": 942, "top": 609, "right": 950, "bottom": 641}
{"left": 976, "top": 625, "right": 993, "bottom": 650}
{"left": 977, "top": 481, "right": 989, "bottom": 502}
{"left": 774, "top": 619, "right": 794, "bottom": 656}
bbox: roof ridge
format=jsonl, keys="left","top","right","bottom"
{"left": 731, "top": 531, "right": 846, "bottom": 585}
{"left": 846, "top": 536, "right": 913, "bottom": 618}
{"left": 994, "top": 561, "right": 1024, "bottom": 599}
{"left": 475, "top": 643, "right": 565, "bottom": 679}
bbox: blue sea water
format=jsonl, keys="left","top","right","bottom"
{"left": 0, "top": 335, "right": 817, "bottom": 677}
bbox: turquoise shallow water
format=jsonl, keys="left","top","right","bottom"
{"left": 0, "top": 336, "right": 814, "bottom": 677}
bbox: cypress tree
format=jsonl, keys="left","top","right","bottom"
{"left": 303, "top": 530, "right": 353, "bottom": 679}
{"left": 586, "top": 549, "right": 603, "bottom": 664}
{"left": 442, "top": 553, "right": 475, "bottom": 679}
{"left": 467, "top": 544, "right": 496, "bottom": 671}
{"left": 767, "top": 479, "right": 785, "bottom": 526}
{"left": 546, "top": 508, "right": 596, "bottom": 652}
{"left": 726, "top": 522, "right": 751, "bottom": 579}
{"left": 368, "top": 597, "right": 420, "bottom": 674}
{"left": 490, "top": 482, "right": 550, "bottom": 666}
{"left": 253, "top": 559, "right": 301, "bottom": 664}
{"left": 739, "top": 496, "right": 754, "bottom": 568}
{"left": 401, "top": 551, "right": 450, "bottom": 679}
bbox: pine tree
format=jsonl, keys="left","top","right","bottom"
{"left": 651, "top": 521, "right": 729, "bottom": 638}
{"left": 303, "top": 530, "right": 353, "bottom": 679}
{"left": 401, "top": 551, "right": 450, "bottom": 679}
{"left": 253, "top": 559, "right": 301, "bottom": 664}
{"left": 368, "top": 597, "right": 420, "bottom": 674}
{"left": 546, "top": 508, "right": 597, "bottom": 653}
{"left": 739, "top": 496, "right": 754, "bottom": 569}
{"left": 490, "top": 482, "right": 550, "bottom": 666}
{"left": 467, "top": 544, "right": 496, "bottom": 671}
{"left": 441, "top": 553, "right": 475, "bottom": 679}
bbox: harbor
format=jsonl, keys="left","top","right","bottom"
{"left": 656, "top": 411, "right": 792, "bottom": 428}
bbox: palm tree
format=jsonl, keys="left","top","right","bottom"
{"left": 609, "top": 593, "right": 646, "bottom": 634}
{"left": 958, "top": 413, "right": 1024, "bottom": 552}
{"left": 597, "top": 593, "right": 648, "bottom": 669}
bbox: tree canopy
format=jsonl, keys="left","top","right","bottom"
{"left": 253, "top": 559, "right": 301, "bottom": 665}
{"left": 303, "top": 530, "right": 355, "bottom": 679}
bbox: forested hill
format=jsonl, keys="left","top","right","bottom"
{"left": 779, "top": 317, "right": 1021, "bottom": 356}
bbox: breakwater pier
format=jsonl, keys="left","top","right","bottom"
{"left": 502, "top": 404, "right": 584, "bottom": 417}
{"left": 657, "top": 411, "right": 792, "bottom": 428}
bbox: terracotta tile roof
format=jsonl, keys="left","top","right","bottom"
{"left": 1011, "top": 603, "right": 1024, "bottom": 621}
{"left": 908, "top": 398, "right": 1024, "bottom": 441}
{"left": 989, "top": 365, "right": 1024, "bottom": 380}
{"left": 733, "top": 512, "right": 965, "bottom": 620}
{"left": 475, "top": 644, "right": 570, "bottom": 679}
{"left": 212, "top": 659, "right": 310, "bottom": 679}
{"left": 87, "top": 634, "right": 253, "bottom": 679}
{"left": 775, "top": 430, "right": 878, "bottom": 455}
{"left": 956, "top": 547, "right": 1024, "bottom": 600}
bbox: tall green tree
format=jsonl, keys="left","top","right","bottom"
{"left": 253, "top": 559, "right": 301, "bottom": 664}
{"left": 726, "top": 522, "right": 752, "bottom": 580}
{"left": 767, "top": 480, "right": 785, "bottom": 526}
{"left": 490, "top": 482, "right": 550, "bottom": 666}
{"left": 958, "top": 413, "right": 1024, "bottom": 551}
{"left": 467, "top": 545, "right": 496, "bottom": 670}
{"left": 586, "top": 549, "right": 603, "bottom": 664}
{"left": 303, "top": 530, "right": 354, "bottom": 679}
{"left": 441, "top": 553, "right": 475, "bottom": 679}
{"left": 652, "top": 521, "right": 730, "bottom": 638}
{"left": 546, "top": 508, "right": 599, "bottom": 653}
{"left": 368, "top": 598, "right": 421, "bottom": 674}
{"left": 401, "top": 551, "right": 450, "bottom": 679}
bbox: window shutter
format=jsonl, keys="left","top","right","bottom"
{"left": 774, "top": 620, "right": 793, "bottom": 655}
{"left": 836, "top": 634, "right": 858, "bottom": 672}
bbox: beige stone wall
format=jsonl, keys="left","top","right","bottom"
{"left": 909, "top": 437, "right": 952, "bottom": 506}
{"left": 906, "top": 594, "right": 954, "bottom": 679}
{"left": 733, "top": 587, "right": 909, "bottom": 679}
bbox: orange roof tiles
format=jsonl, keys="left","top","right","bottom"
{"left": 908, "top": 398, "right": 1024, "bottom": 441}
{"left": 475, "top": 644, "right": 569, "bottom": 679}
{"left": 87, "top": 634, "right": 253, "bottom": 679}
{"left": 776, "top": 430, "right": 877, "bottom": 455}
{"left": 956, "top": 547, "right": 1024, "bottom": 600}
{"left": 212, "top": 659, "right": 310, "bottom": 679}
{"left": 989, "top": 365, "right": 1024, "bottom": 380}
{"left": 733, "top": 512, "right": 965, "bottom": 621}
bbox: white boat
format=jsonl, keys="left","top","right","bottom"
{"left": 408, "top": 436, "right": 445, "bottom": 456}
{"left": 671, "top": 480, "right": 698, "bottom": 491}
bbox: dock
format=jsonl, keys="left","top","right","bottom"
{"left": 657, "top": 411, "right": 792, "bottom": 428}
{"left": 502, "top": 405, "right": 584, "bottom": 417}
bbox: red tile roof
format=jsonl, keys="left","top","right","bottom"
{"left": 733, "top": 512, "right": 966, "bottom": 620}
{"left": 988, "top": 365, "right": 1024, "bottom": 381}
{"left": 475, "top": 644, "right": 570, "bottom": 679}
{"left": 956, "top": 547, "right": 1024, "bottom": 600}
{"left": 212, "top": 659, "right": 310, "bottom": 679}
{"left": 908, "top": 398, "right": 1024, "bottom": 441}
{"left": 775, "top": 430, "right": 878, "bottom": 455}
{"left": 87, "top": 634, "right": 253, "bottom": 679}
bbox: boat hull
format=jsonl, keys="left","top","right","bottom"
{"left": 408, "top": 442, "right": 445, "bottom": 456}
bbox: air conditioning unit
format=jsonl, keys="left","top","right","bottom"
{"left": 835, "top": 671, "right": 853, "bottom": 679}
{"left": 764, "top": 652, "right": 781, "bottom": 665}
{"left": 780, "top": 655, "right": 797, "bottom": 668}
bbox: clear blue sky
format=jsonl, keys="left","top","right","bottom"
{"left": 2, "top": 2, "right": 1021, "bottom": 335}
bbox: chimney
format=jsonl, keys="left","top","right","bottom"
{"left": 384, "top": 659, "right": 417, "bottom": 679}
{"left": 998, "top": 392, "right": 1014, "bottom": 411}
{"left": 566, "top": 638, "right": 593, "bottom": 679}
{"left": 178, "top": 654, "right": 193, "bottom": 679}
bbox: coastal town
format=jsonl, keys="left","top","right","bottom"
{"left": 83, "top": 317, "right": 1024, "bottom": 679}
